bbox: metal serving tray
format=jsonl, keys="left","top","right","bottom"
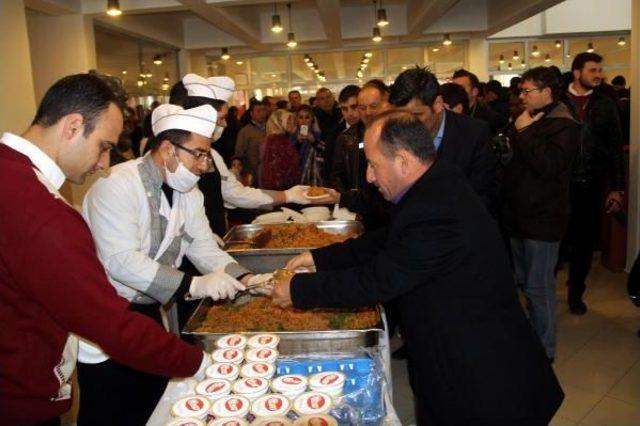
{"left": 222, "top": 221, "right": 364, "bottom": 273}
{"left": 182, "top": 298, "right": 384, "bottom": 355}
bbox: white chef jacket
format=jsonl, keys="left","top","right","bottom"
{"left": 212, "top": 148, "right": 275, "bottom": 209}
{"left": 79, "top": 154, "right": 249, "bottom": 363}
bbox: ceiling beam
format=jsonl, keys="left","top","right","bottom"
{"left": 94, "top": 15, "right": 184, "bottom": 48}
{"left": 402, "top": 0, "right": 461, "bottom": 42}
{"left": 178, "top": 0, "right": 269, "bottom": 52}
{"left": 482, "top": 0, "right": 564, "bottom": 37}
{"left": 24, "top": 0, "right": 81, "bottom": 15}
{"left": 313, "top": 0, "right": 342, "bottom": 49}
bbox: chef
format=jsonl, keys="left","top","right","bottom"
{"left": 77, "top": 103, "right": 270, "bottom": 425}
{"left": 0, "top": 74, "right": 209, "bottom": 426}
{"left": 181, "top": 73, "right": 313, "bottom": 236}
{"left": 273, "top": 110, "right": 564, "bottom": 426}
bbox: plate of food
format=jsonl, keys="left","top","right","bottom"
{"left": 303, "top": 186, "right": 331, "bottom": 200}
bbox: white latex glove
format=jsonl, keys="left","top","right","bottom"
{"left": 285, "top": 185, "right": 311, "bottom": 205}
{"left": 246, "top": 273, "right": 274, "bottom": 296}
{"left": 212, "top": 233, "right": 224, "bottom": 248}
{"left": 188, "top": 269, "right": 245, "bottom": 301}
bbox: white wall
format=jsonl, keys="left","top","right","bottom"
{"left": 26, "top": 13, "right": 97, "bottom": 102}
{"left": 0, "top": 0, "right": 36, "bottom": 134}
{"left": 492, "top": 0, "right": 631, "bottom": 38}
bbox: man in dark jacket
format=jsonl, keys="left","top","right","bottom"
{"left": 273, "top": 110, "right": 564, "bottom": 426}
{"left": 452, "top": 69, "right": 508, "bottom": 134}
{"left": 313, "top": 87, "right": 343, "bottom": 179}
{"left": 503, "top": 67, "right": 579, "bottom": 360}
{"left": 390, "top": 67, "right": 499, "bottom": 216}
{"left": 330, "top": 85, "right": 361, "bottom": 193}
{"left": 564, "top": 52, "right": 625, "bottom": 315}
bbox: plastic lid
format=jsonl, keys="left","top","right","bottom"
{"left": 232, "top": 377, "right": 269, "bottom": 396}
{"left": 171, "top": 396, "right": 210, "bottom": 419}
{"left": 247, "top": 334, "right": 280, "bottom": 349}
{"left": 308, "top": 372, "right": 345, "bottom": 390}
{"left": 292, "top": 392, "right": 332, "bottom": 415}
{"left": 206, "top": 417, "right": 249, "bottom": 426}
{"left": 165, "top": 418, "right": 206, "bottom": 426}
{"left": 240, "top": 362, "right": 275, "bottom": 379}
{"left": 271, "top": 375, "right": 308, "bottom": 393}
{"left": 212, "top": 348, "right": 244, "bottom": 365}
{"left": 206, "top": 363, "right": 240, "bottom": 381}
{"left": 210, "top": 395, "right": 251, "bottom": 418}
{"left": 251, "top": 417, "right": 293, "bottom": 426}
{"left": 216, "top": 334, "right": 248, "bottom": 349}
{"left": 245, "top": 348, "right": 279, "bottom": 364}
{"left": 251, "top": 393, "right": 291, "bottom": 417}
{"left": 293, "top": 415, "right": 338, "bottom": 426}
{"left": 195, "top": 378, "right": 231, "bottom": 399}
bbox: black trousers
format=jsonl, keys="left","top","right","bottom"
{"left": 567, "top": 178, "right": 606, "bottom": 302}
{"left": 77, "top": 303, "right": 168, "bottom": 426}
{"left": 36, "top": 418, "right": 60, "bottom": 426}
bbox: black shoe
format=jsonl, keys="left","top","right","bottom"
{"left": 569, "top": 299, "right": 587, "bottom": 315}
{"left": 392, "top": 344, "right": 408, "bottom": 360}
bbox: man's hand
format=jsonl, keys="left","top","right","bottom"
{"left": 286, "top": 251, "right": 315, "bottom": 271}
{"left": 246, "top": 273, "right": 274, "bottom": 296}
{"left": 271, "top": 273, "right": 293, "bottom": 308}
{"left": 515, "top": 110, "right": 544, "bottom": 131}
{"left": 605, "top": 191, "right": 624, "bottom": 213}
{"left": 285, "top": 185, "right": 311, "bottom": 205}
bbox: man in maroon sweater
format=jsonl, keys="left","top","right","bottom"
{"left": 0, "top": 74, "right": 206, "bottom": 426}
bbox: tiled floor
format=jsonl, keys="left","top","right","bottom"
{"left": 391, "top": 258, "right": 640, "bottom": 426}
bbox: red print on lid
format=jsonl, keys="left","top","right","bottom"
{"left": 307, "top": 395, "right": 326, "bottom": 409}
{"left": 186, "top": 398, "right": 204, "bottom": 411}
{"left": 225, "top": 398, "right": 244, "bottom": 412}
{"left": 283, "top": 376, "right": 302, "bottom": 385}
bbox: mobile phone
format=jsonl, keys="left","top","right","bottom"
{"left": 300, "top": 125, "right": 309, "bottom": 136}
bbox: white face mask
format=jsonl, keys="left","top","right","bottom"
{"left": 165, "top": 149, "right": 200, "bottom": 193}
{"left": 212, "top": 125, "right": 225, "bottom": 142}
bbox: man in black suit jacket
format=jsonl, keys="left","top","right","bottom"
{"left": 389, "top": 67, "right": 499, "bottom": 216}
{"left": 273, "top": 110, "right": 563, "bottom": 426}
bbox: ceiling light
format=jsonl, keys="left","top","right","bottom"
{"left": 121, "top": 69, "right": 127, "bottom": 75}
{"left": 145, "top": 72, "right": 152, "bottom": 78}
{"left": 442, "top": 33, "right": 452, "bottom": 46}
{"left": 162, "top": 83, "right": 169, "bottom": 91}
{"left": 555, "top": 40, "right": 562, "bottom": 48}
{"left": 531, "top": 45, "right": 540, "bottom": 57}
{"left": 507, "top": 63, "right": 512, "bottom": 70}
{"left": 221, "top": 48, "right": 230, "bottom": 60}
{"left": 106, "top": 0, "right": 122, "bottom": 16}
{"left": 304, "top": 54, "right": 311, "bottom": 62}
{"left": 402, "top": 66, "right": 407, "bottom": 70}
{"left": 521, "top": 60, "right": 526, "bottom": 68}
{"left": 364, "top": 51, "right": 373, "bottom": 58}
{"left": 545, "top": 53, "right": 551, "bottom": 62}
{"left": 372, "top": 27, "right": 382, "bottom": 42}
{"left": 287, "top": 32, "right": 297, "bottom": 48}
{"left": 587, "top": 42, "right": 594, "bottom": 53}
{"left": 286, "top": 3, "right": 297, "bottom": 48}
{"left": 513, "top": 50, "right": 519, "bottom": 60}
{"left": 499, "top": 54, "right": 505, "bottom": 64}
{"left": 236, "top": 60, "right": 244, "bottom": 65}
{"left": 271, "top": 3, "right": 283, "bottom": 33}
{"left": 163, "top": 72, "right": 169, "bottom": 82}
{"left": 137, "top": 79, "right": 144, "bottom": 87}
{"left": 376, "top": 3, "right": 389, "bottom": 27}
{"left": 618, "top": 37, "right": 626, "bottom": 46}
{"left": 271, "top": 74, "right": 277, "bottom": 78}
{"left": 153, "top": 54, "right": 163, "bottom": 65}
{"left": 432, "top": 47, "right": 440, "bottom": 52}
{"left": 363, "top": 57, "right": 370, "bottom": 64}
{"left": 357, "top": 70, "right": 364, "bottom": 78}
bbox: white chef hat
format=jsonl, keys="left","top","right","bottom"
{"left": 151, "top": 104, "right": 218, "bottom": 138}
{"left": 183, "top": 73, "right": 235, "bottom": 102}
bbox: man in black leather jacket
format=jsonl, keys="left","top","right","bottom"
{"left": 563, "top": 52, "right": 625, "bottom": 315}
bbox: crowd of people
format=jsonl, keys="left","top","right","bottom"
{"left": 0, "top": 49, "right": 633, "bottom": 426}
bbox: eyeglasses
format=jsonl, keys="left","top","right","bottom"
{"left": 520, "top": 87, "right": 542, "bottom": 95}
{"left": 171, "top": 142, "right": 213, "bottom": 163}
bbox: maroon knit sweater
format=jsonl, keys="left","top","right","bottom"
{"left": 0, "top": 144, "right": 202, "bottom": 424}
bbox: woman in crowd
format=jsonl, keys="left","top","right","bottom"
{"left": 261, "top": 108, "right": 301, "bottom": 190}
{"left": 293, "top": 105, "right": 325, "bottom": 186}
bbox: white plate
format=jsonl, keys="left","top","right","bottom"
{"left": 302, "top": 189, "right": 331, "bottom": 200}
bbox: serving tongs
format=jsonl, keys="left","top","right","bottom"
{"left": 225, "top": 229, "right": 272, "bottom": 249}
{"left": 231, "top": 268, "right": 292, "bottom": 303}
